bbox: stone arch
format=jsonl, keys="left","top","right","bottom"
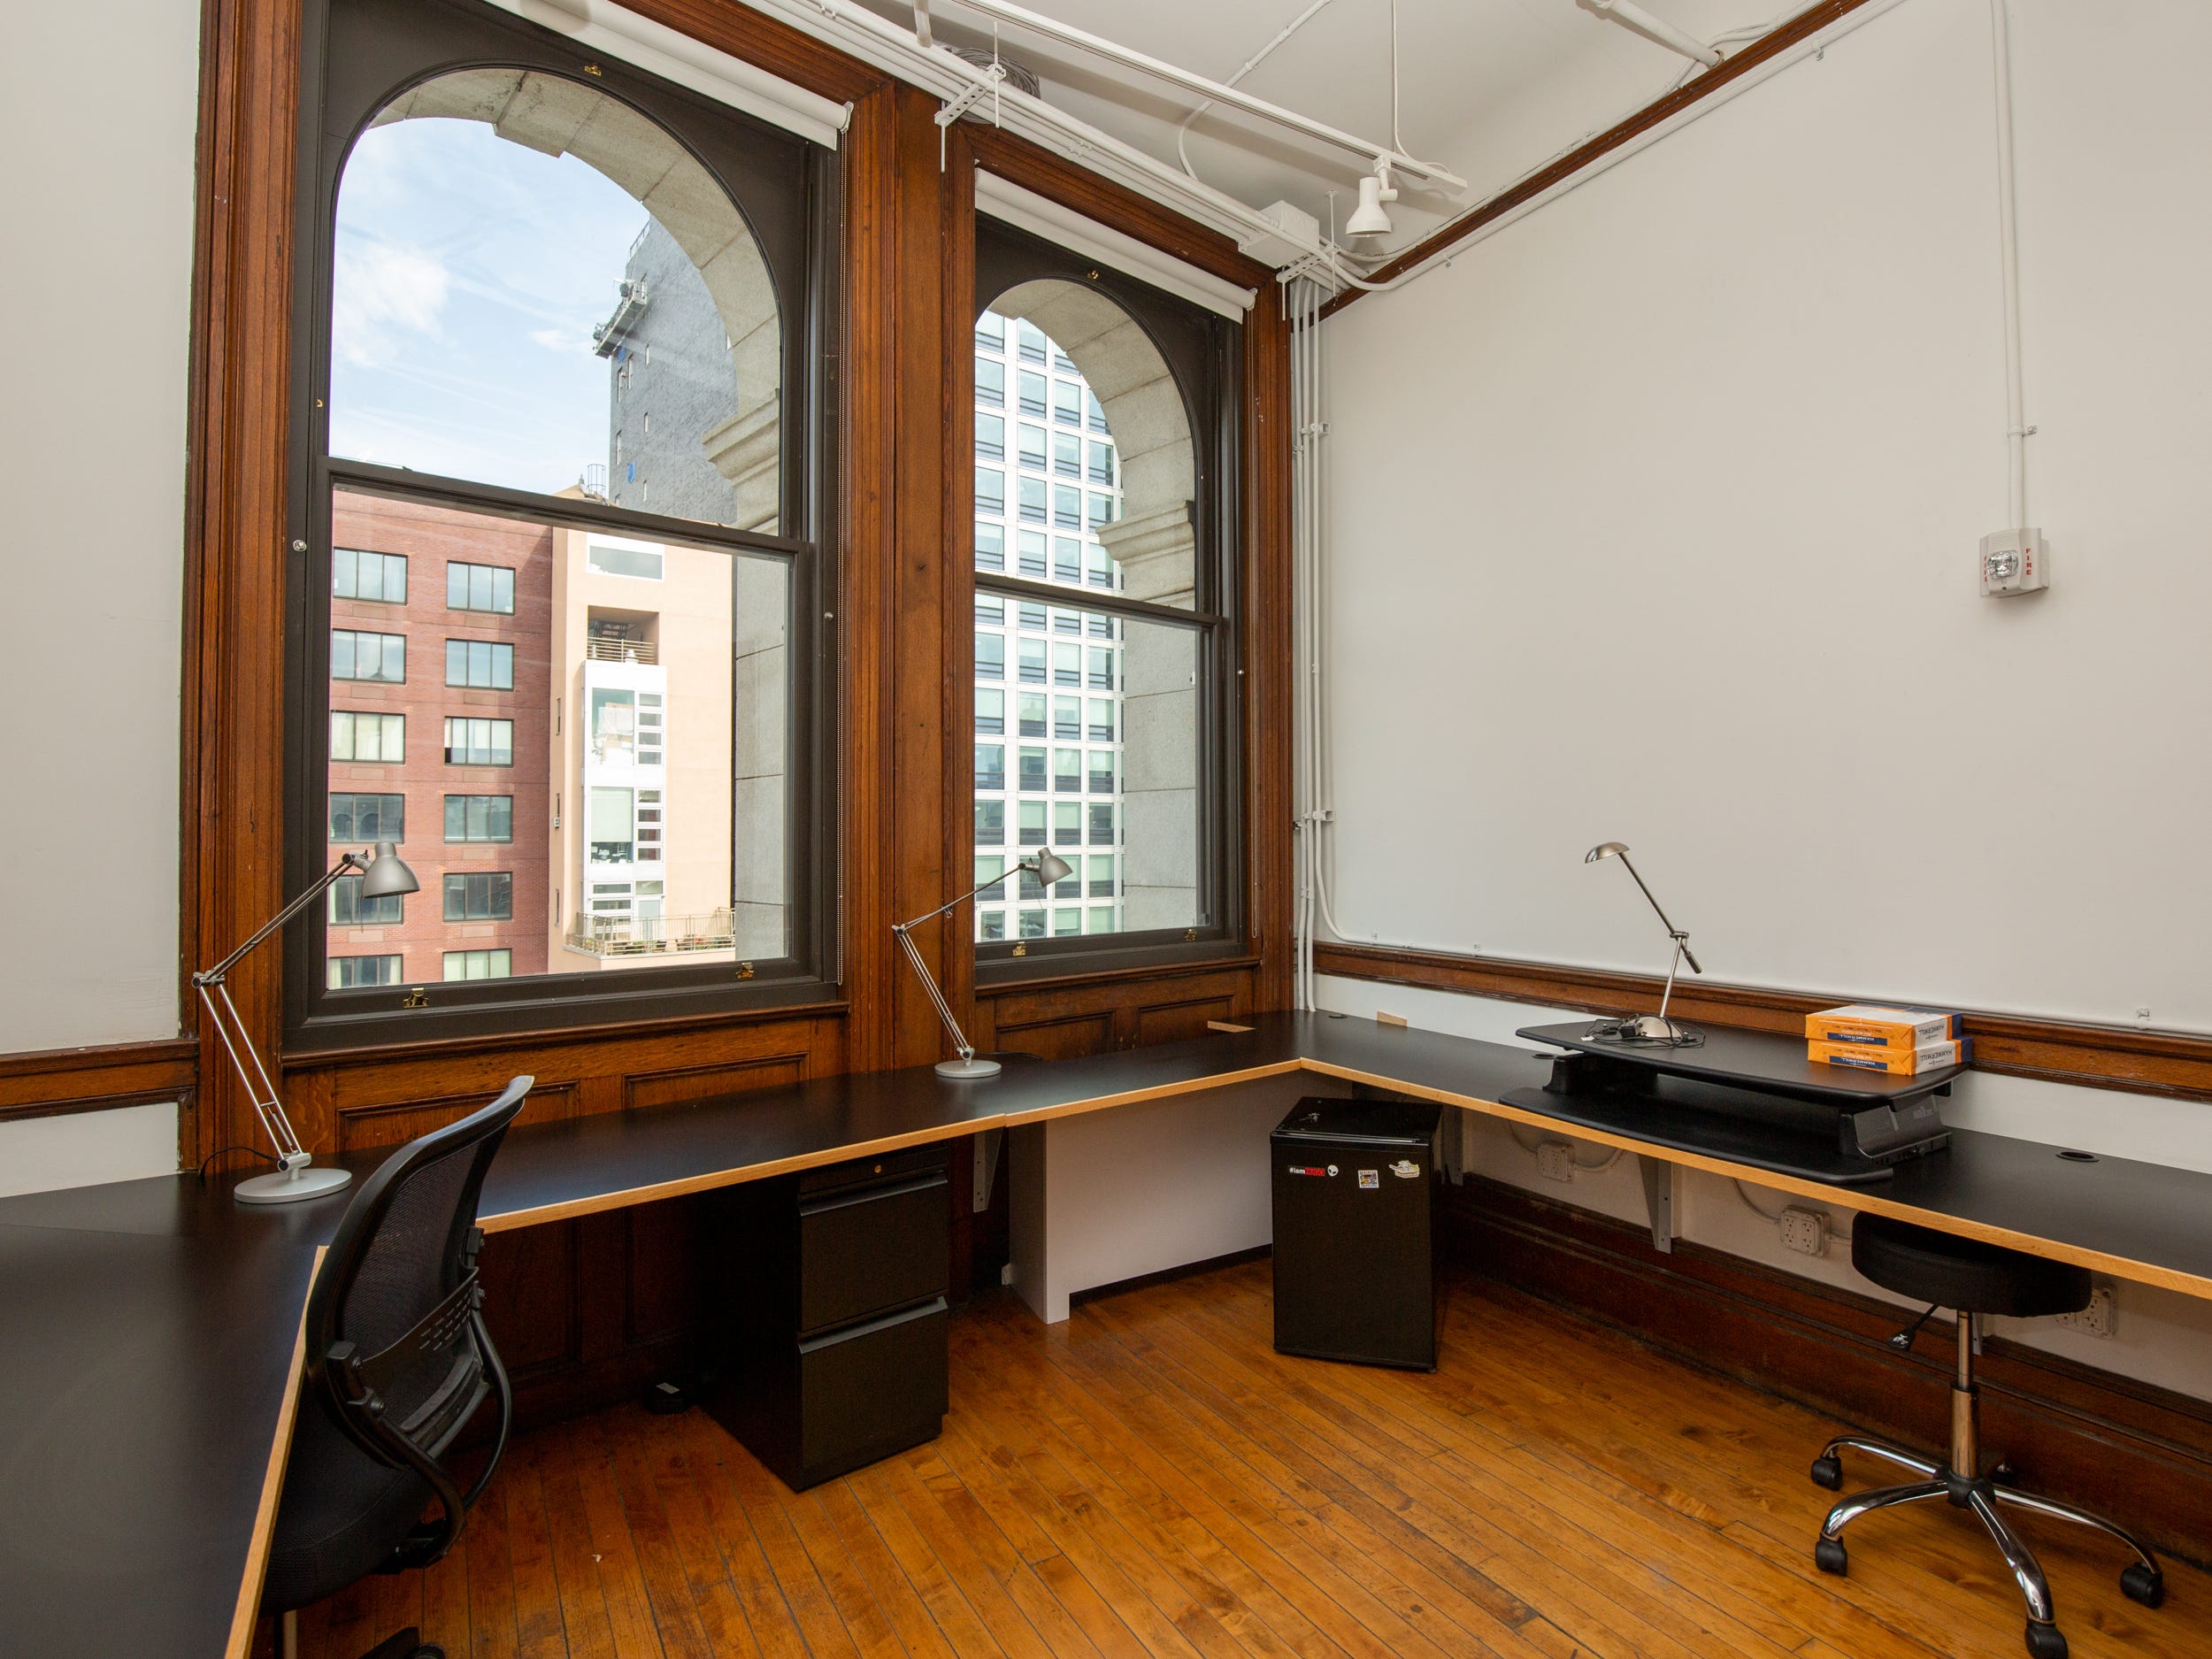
{"left": 367, "top": 67, "right": 780, "bottom": 530}
{"left": 987, "top": 279, "right": 1195, "bottom": 606}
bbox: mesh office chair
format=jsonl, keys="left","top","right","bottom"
{"left": 262, "top": 1077, "right": 532, "bottom": 1659}
{"left": 1809, "top": 1212, "right": 2163, "bottom": 1659}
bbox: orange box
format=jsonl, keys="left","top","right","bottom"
{"left": 1809, "top": 1038, "right": 1970, "bottom": 1076}
{"left": 1805, "top": 1004, "right": 1963, "bottom": 1049}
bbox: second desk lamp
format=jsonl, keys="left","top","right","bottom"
{"left": 1585, "top": 841, "right": 1701, "bottom": 1045}
{"left": 895, "top": 850, "right": 1072, "bottom": 1079}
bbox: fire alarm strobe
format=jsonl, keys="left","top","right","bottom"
{"left": 1979, "top": 528, "right": 2050, "bottom": 596}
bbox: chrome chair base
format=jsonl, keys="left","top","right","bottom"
{"left": 1810, "top": 1432, "right": 2164, "bottom": 1659}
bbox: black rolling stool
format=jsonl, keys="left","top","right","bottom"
{"left": 1809, "top": 1212, "right": 2163, "bottom": 1658}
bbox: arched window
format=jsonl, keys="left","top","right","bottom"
{"left": 290, "top": 0, "right": 834, "bottom": 1044}
{"left": 972, "top": 219, "right": 1241, "bottom": 965}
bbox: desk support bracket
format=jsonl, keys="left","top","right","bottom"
{"left": 972, "top": 1128, "right": 1003, "bottom": 1212}
{"left": 1639, "top": 1155, "right": 1677, "bottom": 1253}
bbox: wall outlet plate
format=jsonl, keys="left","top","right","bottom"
{"left": 1778, "top": 1206, "right": 1829, "bottom": 1256}
{"left": 2055, "top": 1282, "right": 2116, "bottom": 1338}
{"left": 1534, "top": 1141, "right": 1577, "bottom": 1184}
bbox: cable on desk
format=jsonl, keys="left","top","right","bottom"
{"left": 196, "top": 1144, "right": 280, "bottom": 1179}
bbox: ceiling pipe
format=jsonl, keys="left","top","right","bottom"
{"left": 1587, "top": 0, "right": 1723, "bottom": 67}
{"left": 916, "top": 0, "right": 1468, "bottom": 193}
{"left": 914, "top": 0, "right": 933, "bottom": 49}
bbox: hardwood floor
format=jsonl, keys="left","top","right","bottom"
{"left": 294, "top": 1260, "right": 2207, "bottom": 1659}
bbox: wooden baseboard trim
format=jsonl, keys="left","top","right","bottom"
{"left": 1315, "top": 941, "right": 2212, "bottom": 1104}
{"left": 1069, "top": 1244, "right": 1275, "bottom": 1313}
{"left": 0, "top": 1037, "right": 198, "bottom": 1125}
{"left": 1443, "top": 1174, "right": 2212, "bottom": 1568}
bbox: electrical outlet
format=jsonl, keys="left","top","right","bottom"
{"left": 2056, "top": 1283, "right": 2116, "bottom": 1339}
{"left": 1000, "top": 1263, "right": 1015, "bottom": 1287}
{"left": 1534, "top": 1141, "right": 1577, "bottom": 1184}
{"left": 1778, "top": 1207, "right": 1830, "bottom": 1257}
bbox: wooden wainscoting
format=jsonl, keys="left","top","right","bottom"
{"left": 1446, "top": 1173, "right": 2212, "bottom": 1565}
{"left": 0, "top": 1037, "right": 198, "bottom": 1125}
{"left": 975, "top": 960, "right": 1264, "bottom": 1061}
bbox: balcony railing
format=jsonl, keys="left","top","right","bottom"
{"left": 586, "top": 636, "right": 657, "bottom": 664}
{"left": 565, "top": 910, "right": 735, "bottom": 957}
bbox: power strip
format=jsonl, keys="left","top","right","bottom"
{"left": 1778, "top": 1206, "right": 1830, "bottom": 1257}
{"left": 1534, "top": 1141, "right": 1577, "bottom": 1184}
{"left": 2055, "top": 1284, "right": 2116, "bottom": 1339}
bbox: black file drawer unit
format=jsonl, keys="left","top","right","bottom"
{"left": 708, "top": 1144, "right": 950, "bottom": 1490}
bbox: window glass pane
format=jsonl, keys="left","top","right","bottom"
{"left": 975, "top": 687, "right": 1004, "bottom": 734}
{"left": 974, "top": 800, "right": 1003, "bottom": 844}
{"left": 326, "top": 488, "right": 794, "bottom": 985}
{"left": 976, "top": 631, "right": 1004, "bottom": 680}
{"left": 332, "top": 69, "right": 782, "bottom": 530}
{"left": 977, "top": 357, "right": 1004, "bottom": 406}
{"left": 329, "top": 954, "right": 404, "bottom": 988}
{"left": 976, "top": 412, "right": 1005, "bottom": 461}
{"left": 970, "top": 299, "right": 1201, "bottom": 948}
{"left": 330, "top": 792, "right": 405, "bottom": 842}
{"left": 332, "top": 629, "right": 405, "bottom": 683}
{"left": 975, "top": 522, "right": 1005, "bottom": 572}
{"left": 334, "top": 548, "right": 407, "bottom": 603}
{"left": 975, "top": 465, "right": 1005, "bottom": 515}
{"left": 975, "top": 313, "right": 1005, "bottom": 350}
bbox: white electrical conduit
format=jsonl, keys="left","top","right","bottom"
{"left": 1990, "top": 0, "right": 2029, "bottom": 531}
{"left": 1589, "top": 0, "right": 1723, "bottom": 66}
{"left": 1304, "top": 0, "right": 1914, "bottom": 301}
{"left": 1175, "top": 0, "right": 1338, "bottom": 185}
{"left": 919, "top": 0, "right": 1467, "bottom": 192}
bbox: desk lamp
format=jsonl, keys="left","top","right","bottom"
{"left": 194, "top": 843, "right": 419, "bottom": 1203}
{"left": 1585, "top": 841, "right": 1702, "bottom": 1044}
{"left": 895, "top": 850, "right": 1071, "bottom": 1079}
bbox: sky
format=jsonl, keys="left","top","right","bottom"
{"left": 329, "top": 116, "right": 650, "bottom": 496}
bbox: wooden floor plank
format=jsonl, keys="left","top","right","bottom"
{"left": 295, "top": 1257, "right": 2212, "bottom": 1659}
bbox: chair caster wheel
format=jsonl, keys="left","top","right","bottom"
{"left": 1814, "top": 1536, "right": 1847, "bottom": 1576}
{"left": 2121, "top": 1563, "right": 2165, "bottom": 1608}
{"left": 1809, "top": 1455, "right": 1841, "bottom": 1490}
{"left": 2024, "top": 1619, "right": 2067, "bottom": 1659}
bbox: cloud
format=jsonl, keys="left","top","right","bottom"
{"left": 332, "top": 239, "right": 450, "bottom": 367}
{"left": 530, "top": 325, "right": 598, "bottom": 355}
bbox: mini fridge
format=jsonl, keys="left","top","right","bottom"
{"left": 1271, "top": 1096, "right": 1444, "bottom": 1371}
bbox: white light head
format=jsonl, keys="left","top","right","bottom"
{"left": 1345, "top": 159, "right": 1398, "bottom": 238}
{"left": 1585, "top": 841, "right": 1629, "bottom": 864}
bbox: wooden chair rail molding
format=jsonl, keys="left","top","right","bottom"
{"left": 1314, "top": 941, "right": 2212, "bottom": 1104}
{"left": 1448, "top": 1175, "right": 2212, "bottom": 1566}
{"left": 0, "top": 1038, "right": 200, "bottom": 1126}
{"left": 1323, "top": 0, "right": 1887, "bottom": 316}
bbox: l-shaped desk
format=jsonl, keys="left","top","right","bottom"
{"left": 6, "top": 1010, "right": 2212, "bottom": 1659}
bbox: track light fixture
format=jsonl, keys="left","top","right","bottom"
{"left": 1346, "top": 158, "right": 1398, "bottom": 238}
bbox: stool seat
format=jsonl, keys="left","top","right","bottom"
{"left": 1852, "top": 1213, "right": 2090, "bottom": 1318}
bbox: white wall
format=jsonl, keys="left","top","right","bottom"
{"left": 1, "top": 1, "right": 200, "bottom": 1054}
{"left": 0, "top": 1, "right": 200, "bottom": 1193}
{"left": 1315, "top": 0, "right": 2212, "bottom": 1400}
{"left": 1322, "top": 0, "right": 2212, "bottom": 1035}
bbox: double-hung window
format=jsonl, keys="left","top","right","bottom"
{"left": 971, "top": 219, "right": 1242, "bottom": 967}
{"left": 290, "top": 0, "right": 835, "bottom": 1043}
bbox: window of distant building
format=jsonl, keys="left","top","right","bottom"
{"left": 971, "top": 218, "right": 1240, "bottom": 971}
{"left": 291, "top": 0, "right": 834, "bottom": 1046}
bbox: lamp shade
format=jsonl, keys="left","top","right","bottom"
{"left": 1585, "top": 841, "right": 1630, "bottom": 863}
{"left": 359, "top": 842, "right": 420, "bottom": 897}
{"left": 1345, "top": 170, "right": 1394, "bottom": 238}
{"left": 1032, "top": 849, "right": 1074, "bottom": 886}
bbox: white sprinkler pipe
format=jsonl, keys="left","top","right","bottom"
{"left": 1990, "top": 0, "right": 2029, "bottom": 531}
{"left": 1590, "top": 0, "right": 1724, "bottom": 67}
{"left": 922, "top": 0, "right": 1468, "bottom": 192}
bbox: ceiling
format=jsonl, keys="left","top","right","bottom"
{"left": 852, "top": 0, "right": 1816, "bottom": 260}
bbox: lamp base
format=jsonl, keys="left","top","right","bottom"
{"left": 234, "top": 1164, "right": 354, "bottom": 1206}
{"left": 935, "top": 1056, "right": 1003, "bottom": 1080}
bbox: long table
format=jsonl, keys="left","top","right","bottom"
{"left": 5, "top": 1011, "right": 2210, "bottom": 1657}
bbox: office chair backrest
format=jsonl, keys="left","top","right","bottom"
{"left": 303, "top": 1074, "right": 531, "bottom": 1562}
